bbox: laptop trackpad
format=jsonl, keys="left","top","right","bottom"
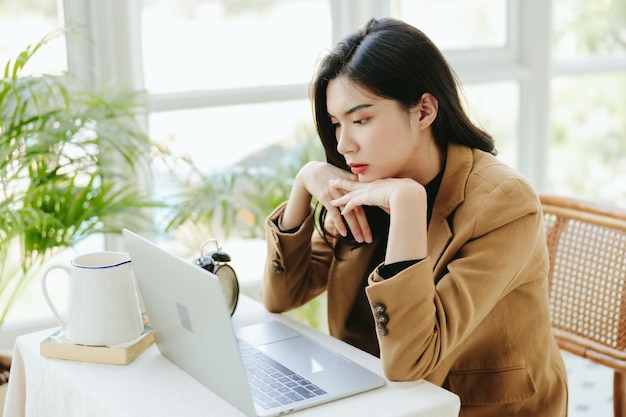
{"left": 238, "top": 321, "right": 353, "bottom": 376}
{"left": 259, "top": 335, "right": 350, "bottom": 376}
{"left": 236, "top": 321, "right": 301, "bottom": 345}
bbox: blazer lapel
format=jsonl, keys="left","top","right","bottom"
{"left": 428, "top": 143, "right": 474, "bottom": 278}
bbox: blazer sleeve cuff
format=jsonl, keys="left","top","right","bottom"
{"left": 368, "top": 257, "right": 431, "bottom": 285}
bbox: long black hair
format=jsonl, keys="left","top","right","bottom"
{"left": 311, "top": 17, "right": 495, "bottom": 243}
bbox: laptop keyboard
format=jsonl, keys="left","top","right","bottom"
{"left": 238, "top": 339, "right": 327, "bottom": 410}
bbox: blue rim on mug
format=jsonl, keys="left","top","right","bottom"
{"left": 71, "top": 252, "right": 132, "bottom": 269}
{"left": 72, "top": 259, "right": 132, "bottom": 269}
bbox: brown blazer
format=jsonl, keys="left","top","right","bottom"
{"left": 261, "top": 143, "right": 568, "bottom": 416}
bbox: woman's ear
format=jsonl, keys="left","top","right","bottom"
{"left": 411, "top": 93, "right": 438, "bottom": 128}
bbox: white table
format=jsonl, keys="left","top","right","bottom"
{"left": 3, "top": 295, "right": 460, "bottom": 417}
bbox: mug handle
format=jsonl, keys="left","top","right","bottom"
{"left": 41, "top": 264, "right": 71, "bottom": 329}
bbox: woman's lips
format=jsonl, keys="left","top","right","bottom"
{"left": 349, "top": 164, "right": 368, "bottom": 175}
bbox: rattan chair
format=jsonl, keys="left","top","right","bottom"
{"left": 540, "top": 194, "right": 626, "bottom": 417}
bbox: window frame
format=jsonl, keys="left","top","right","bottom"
{"left": 60, "top": 0, "right": 625, "bottom": 215}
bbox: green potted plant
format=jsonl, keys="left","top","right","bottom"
{"left": 0, "top": 33, "right": 187, "bottom": 391}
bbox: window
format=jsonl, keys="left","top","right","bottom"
{"left": 149, "top": 99, "right": 313, "bottom": 174}
{"left": 549, "top": 0, "right": 626, "bottom": 206}
{"left": 0, "top": 0, "right": 66, "bottom": 74}
{"left": 141, "top": 0, "right": 332, "bottom": 93}
{"left": 463, "top": 82, "right": 520, "bottom": 169}
{"left": 143, "top": 0, "right": 333, "bottom": 244}
{"left": 389, "top": 0, "right": 522, "bottom": 172}
{"left": 553, "top": 0, "right": 626, "bottom": 60}
{"left": 390, "top": 0, "right": 508, "bottom": 50}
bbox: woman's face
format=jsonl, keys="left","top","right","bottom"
{"left": 326, "top": 77, "right": 439, "bottom": 184}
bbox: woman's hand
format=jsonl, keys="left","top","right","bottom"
{"left": 281, "top": 162, "right": 372, "bottom": 242}
{"left": 329, "top": 177, "right": 429, "bottom": 262}
{"left": 328, "top": 177, "right": 419, "bottom": 214}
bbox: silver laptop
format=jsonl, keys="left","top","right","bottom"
{"left": 123, "top": 229, "right": 386, "bottom": 417}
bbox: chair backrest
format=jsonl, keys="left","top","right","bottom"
{"left": 540, "top": 194, "right": 626, "bottom": 371}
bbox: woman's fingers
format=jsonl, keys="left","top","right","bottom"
{"left": 343, "top": 205, "right": 372, "bottom": 243}
{"left": 327, "top": 206, "right": 348, "bottom": 238}
{"left": 329, "top": 179, "right": 372, "bottom": 243}
{"left": 326, "top": 184, "right": 351, "bottom": 237}
{"left": 300, "top": 165, "right": 374, "bottom": 242}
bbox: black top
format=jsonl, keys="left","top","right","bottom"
{"left": 378, "top": 168, "right": 444, "bottom": 279}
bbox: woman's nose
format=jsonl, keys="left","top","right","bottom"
{"left": 336, "top": 128, "right": 354, "bottom": 155}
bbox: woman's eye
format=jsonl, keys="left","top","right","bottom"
{"left": 354, "top": 118, "right": 370, "bottom": 125}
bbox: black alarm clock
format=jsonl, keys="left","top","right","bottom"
{"left": 192, "top": 238, "right": 239, "bottom": 316}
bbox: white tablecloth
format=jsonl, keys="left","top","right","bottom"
{"left": 3, "top": 295, "right": 460, "bottom": 417}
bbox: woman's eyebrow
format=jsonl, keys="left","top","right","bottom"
{"left": 328, "top": 103, "right": 373, "bottom": 118}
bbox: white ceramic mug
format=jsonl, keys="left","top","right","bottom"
{"left": 41, "top": 251, "right": 144, "bottom": 346}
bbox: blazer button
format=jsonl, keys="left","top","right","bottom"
{"left": 376, "top": 323, "right": 388, "bottom": 336}
{"left": 376, "top": 313, "right": 389, "bottom": 324}
{"left": 373, "top": 303, "right": 386, "bottom": 314}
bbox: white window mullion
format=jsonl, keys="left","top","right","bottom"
{"left": 62, "top": 0, "right": 95, "bottom": 88}
{"left": 517, "top": 0, "right": 552, "bottom": 191}
{"left": 88, "top": 0, "right": 144, "bottom": 90}
{"left": 331, "top": 0, "right": 386, "bottom": 44}
{"left": 149, "top": 84, "right": 310, "bottom": 113}
{"left": 63, "top": 0, "right": 147, "bottom": 251}
{"left": 553, "top": 56, "right": 626, "bottom": 76}
{"left": 63, "top": 0, "right": 144, "bottom": 90}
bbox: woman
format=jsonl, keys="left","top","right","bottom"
{"left": 261, "top": 17, "right": 567, "bottom": 416}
